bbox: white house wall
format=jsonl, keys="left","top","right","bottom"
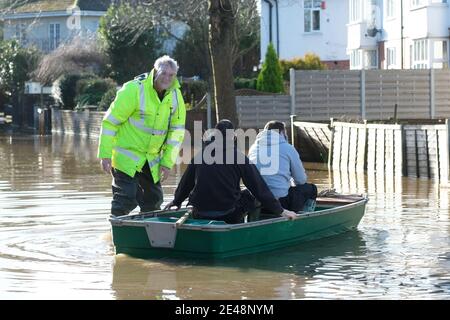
{"left": 4, "top": 16, "right": 71, "bottom": 47}
{"left": 350, "top": 0, "right": 450, "bottom": 70}
{"left": 3, "top": 14, "right": 103, "bottom": 52}
{"left": 260, "top": 0, "right": 349, "bottom": 63}
{"left": 79, "top": 16, "right": 102, "bottom": 36}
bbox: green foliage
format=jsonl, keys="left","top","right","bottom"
{"left": 0, "top": 40, "right": 41, "bottom": 104}
{"left": 75, "top": 77, "right": 117, "bottom": 109}
{"left": 256, "top": 43, "right": 284, "bottom": 93}
{"left": 98, "top": 3, "right": 162, "bottom": 85}
{"left": 280, "top": 53, "right": 327, "bottom": 80}
{"left": 234, "top": 77, "right": 257, "bottom": 90}
{"left": 180, "top": 79, "right": 207, "bottom": 107}
{"left": 98, "top": 87, "right": 118, "bottom": 111}
{"left": 57, "top": 73, "right": 96, "bottom": 110}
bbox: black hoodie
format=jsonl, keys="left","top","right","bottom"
{"left": 172, "top": 139, "right": 283, "bottom": 215}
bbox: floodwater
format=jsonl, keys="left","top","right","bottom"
{"left": 0, "top": 133, "right": 449, "bottom": 300}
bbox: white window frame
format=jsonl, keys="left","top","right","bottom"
{"left": 386, "top": 0, "right": 395, "bottom": 18}
{"left": 350, "top": 1, "right": 378, "bottom": 23}
{"left": 364, "top": 49, "right": 378, "bottom": 69}
{"left": 49, "top": 23, "right": 61, "bottom": 51}
{"left": 412, "top": 39, "right": 429, "bottom": 69}
{"left": 411, "top": 0, "right": 425, "bottom": 7}
{"left": 411, "top": 0, "right": 448, "bottom": 9}
{"left": 350, "top": 50, "right": 362, "bottom": 69}
{"left": 304, "top": 0, "right": 322, "bottom": 32}
{"left": 386, "top": 47, "right": 396, "bottom": 69}
{"left": 15, "top": 23, "right": 27, "bottom": 44}
{"left": 432, "top": 39, "right": 448, "bottom": 69}
{"left": 410, "top": 44, "right": 413, "bottom": 68}
{"left": 349, "top": 0, "right": 363, "bottom": 23}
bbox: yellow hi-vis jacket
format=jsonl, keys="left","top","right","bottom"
{"left": 97, "top": 69, "right": 186, "bottom": 183}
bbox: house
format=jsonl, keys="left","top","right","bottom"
{"left": 260, "top": 0, "right": 350, "bottom": 69}
{"left": 347, "top": 0, "right": 450, "bottom": 69}
{"left": 1, "top": 0, "right": 111, "bottom": 53}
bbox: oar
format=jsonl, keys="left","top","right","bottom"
{"left": 175, "top": 211, "right": 190, "bottom": 228}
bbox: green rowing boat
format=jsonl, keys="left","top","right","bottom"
{"left": 110, "top": 195, "right": 368, "bottom": 259}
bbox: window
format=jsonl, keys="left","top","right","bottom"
{"left": 364, "top": 50, "right": 378, "bottom": 69}
{"left": 411, "top": 0, "right": 424, "bottom": 7}
{"left": 350, "top": 0, "right": 362, "bottom": 22}
{"left": 350, "top": 50, "right": 362, "bottom": 69}
{"left": 410, "top": 44, "right": 413, "bottom": 68}
{"left": 432, "top": 40, "right": 448, "bottom": 69}
{"left": 386, "top": 0, "right": 395, "bottom": 18}
{"left": 387, "top": 47, "right": 396, "bottom": 69}
{"left": 350, "top": 0, "right": 377, "bottom": 23}
{"left": 304, "top": 0, "right": 321, "bottom": 32}
{"left": 412, "top": 39, "right": 428, "bottom": 69}
{"left": 15, "top": 23, "right": 27, "bottom": 44}
{"left": 49, "top": 23, "right": 60, "bottom": 51}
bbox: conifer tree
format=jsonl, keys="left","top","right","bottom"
{"left": 257, "top": 43, "right": 284, "bottom": 93}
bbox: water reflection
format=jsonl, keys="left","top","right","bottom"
{"left": 111, "top": 231, "right": 366, "bottom": 300}
{"left": 1, "top": 134, "right": 450, "bottom": 299}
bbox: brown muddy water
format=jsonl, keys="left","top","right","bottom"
{"left": 0, "top": 133, "right": 449, "bottom": 299}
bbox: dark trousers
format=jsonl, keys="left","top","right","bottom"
{"left": 279, "top": 183, "right": 318, "bottom": 212}
{"left": 192, "top": 189, "right": 257, "bottom": 224}
{"left": 111, "top": 162, "right": 163, "bottom": 216}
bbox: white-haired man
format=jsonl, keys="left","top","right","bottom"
{"left": 98, "top": 55, "right": 186, "bottom": 216}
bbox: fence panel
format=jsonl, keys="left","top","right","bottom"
{"left": 236, "top": 95, "right": 291, "bottom": 129}
{"left": 292, "top": 69, "right": 450, "bottom": 121}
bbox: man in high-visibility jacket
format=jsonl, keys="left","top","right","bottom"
{"left": 98, "top": 55, "right": 186, "bottom": 216}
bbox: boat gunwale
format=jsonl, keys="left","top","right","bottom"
{"left": 110, "top": 196, "right": 368, "bottom": 232}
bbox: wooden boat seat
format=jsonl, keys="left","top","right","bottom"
{"left": 316, "top": 196, "right": 363, "bottom": 206}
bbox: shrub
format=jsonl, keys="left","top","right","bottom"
{"left": 75, "top": 77, "right": 117, "bottom": 108}
{"left": 234, "top": 77, "right": 257, "bottom": 90}
{"left": 98, "top": 87, "right": 118, "bottom": 111}
{"left": 280, "top": 53, "right": 327, "bottom": 80}
{"left": 180, "top": 79, "right": 207, "bottom": 108}
{"left": 0, "top": 40, "right": 41, "bottom": 105}
{"left": 55, "top": 73, "right": 96, "bottom": 110}
{"left": 256, "top": 43, "right": 284, "bottom": 93}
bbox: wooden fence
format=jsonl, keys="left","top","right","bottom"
{"left": 52, "top": 109, "right": 213, "bottom": 137}
{"left": 51, "top": 97, "right": 292, "bottom": 136}
{"left": 293, "top": 120, "right": 450, "bottom": 183}
{"left": 291, "top": 69, "right": 450, "bottom": 121}
{"left": 233, "top": 69, "right": 450, "bottom": 129}
{"left": 52, "top": 109, "right": 104, "bottom": 137}
{"left": 236, "top": 95, "right": 291, "bottom": 129}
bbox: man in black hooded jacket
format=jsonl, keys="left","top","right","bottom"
{"left": 164, "top": 120, "right": 296, "bottom": 224}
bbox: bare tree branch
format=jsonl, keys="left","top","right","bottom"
{"left": 33, "top": 36, "right": 107, "bottom": 85}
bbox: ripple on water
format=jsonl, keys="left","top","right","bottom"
{"left": 1, "top": 134, "right": 450, "bottom": 299}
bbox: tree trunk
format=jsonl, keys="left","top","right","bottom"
{"left": 208, "top": 0, "right": 238, "bottom": 126}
